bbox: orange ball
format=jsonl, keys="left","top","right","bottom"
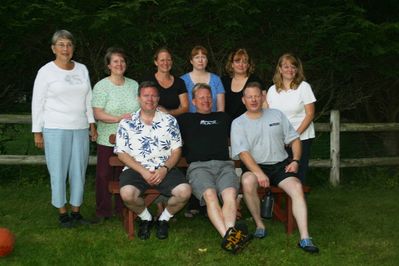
{"left": 0, "top": 228, "right": 15, "bottom": 257}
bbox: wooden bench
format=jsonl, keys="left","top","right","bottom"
{"left": 107, "top": 135, "right": 161, "bottom": 239}
{"left": 254, "top": 186, "right": 310, "bottom": 235}
{"left": 107, "top": 164, "right": 160, "bottom": 240}
{"left": 108, "top": 150, "right": 310, "bottom": 239}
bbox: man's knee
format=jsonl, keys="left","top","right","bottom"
{"left": 120, "top": 185, "right": 140, "bottom": 202}
{"left": 221, "top": 187, "right": 237, "bottom": 202}
{"left": 281, "top": 178, "right": 304, "bottom": 198}
{"left": 241, "top": 172, "right": 258, "bottom": 192}
{"left": 172, "top": 183, "right": 192, "bottom": 200}
{"left": 203, "top": 188, "right": 219, "bottom": 203}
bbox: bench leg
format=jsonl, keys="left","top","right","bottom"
{"left": 121, "top": 191, "right": 161, "bottom": 240}
{"left": 123, "top": 207, "right": 136, "bottom": 240}
{"left": 270, "top": 192, "right": 297, "bottom": 235}
{"left": 272, "top": 193, "right": 287, "bottom": 223}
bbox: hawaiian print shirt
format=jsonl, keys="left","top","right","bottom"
{"left": 114, "top": 109, "right": 182, "bottom": 170}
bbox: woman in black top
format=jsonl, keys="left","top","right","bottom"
{"left": 222, "top": 48, "right": 266, "bottom": 120}
{"left": 149, "top": 47, "right": 189, "bottom": 116}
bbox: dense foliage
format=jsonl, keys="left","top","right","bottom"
{"left": 1, "top": 0, "right": 398, "bottom": 123}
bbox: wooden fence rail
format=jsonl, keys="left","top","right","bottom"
{"left": 1, "top": 111, "right": 398, "bottom": 186}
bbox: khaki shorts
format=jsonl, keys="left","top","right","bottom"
{"left": 187, "top": 160, "right": 239, "bottom": 206}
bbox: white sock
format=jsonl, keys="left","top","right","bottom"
{"left": 138, "top": 208, "right": 152, "bottom": 221}
{"left": 158, "top": 208, "right": 173, "bottom": 221}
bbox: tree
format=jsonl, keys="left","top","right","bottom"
{"left": 1, "top": 0, "right": 398, "bottom": 131}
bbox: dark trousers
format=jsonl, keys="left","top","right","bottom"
{"left": 286, "top": 138, "right": 313, "bottom": 184}
{"left": 96, "top": 144, "right": 123, "bottom": 217}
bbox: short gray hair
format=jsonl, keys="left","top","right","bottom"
{"left": 51, "top": 30, "right": 75, "bottom": 45}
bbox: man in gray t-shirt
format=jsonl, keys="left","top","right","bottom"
{"left": 230, "top": 82, "right": 319, "bottom": 254}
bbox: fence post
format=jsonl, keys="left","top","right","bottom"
{"left": 330, "top": 110, "right": 340, "bottom": 186}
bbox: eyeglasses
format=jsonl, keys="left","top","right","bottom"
{"left": 55, "top": 43, "right": 73, "bottom": 49}
{"left": 233, "top": 59, "right": 249, "bottom": 65}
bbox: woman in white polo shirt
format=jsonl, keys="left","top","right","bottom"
{"left": 32, "top": 30, "right": 97, "bottom": 227}
{"left": 267, "top": 53, "right": 316, "bottom": 184}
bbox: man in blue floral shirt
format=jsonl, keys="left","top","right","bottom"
{"left": 115, "top": 81, "right": 191, "bottom": 240}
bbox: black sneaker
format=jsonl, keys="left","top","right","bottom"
{"left": 59, "top": 213, "right": 74, "bottom": 228}
{"left": 138, "top": 219, "right": 153, "bottom": 240}
{"left": 221, "top": 223, "right": 253, "bottom": 254}
{"left": 71, "top": 212, "right": 91, "bottom": 225}
{"left": 298, "top": 238, "right": 319, "bottom": 254}
{"left": 233, "top": 223, "right": 253, "bottom": 253}
{"left": 156, "top": 220, "right": 169, "bottom": 240}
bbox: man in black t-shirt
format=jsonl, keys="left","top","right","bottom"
{"left": 177, "top": 83, "right": 251, "bottom": 254}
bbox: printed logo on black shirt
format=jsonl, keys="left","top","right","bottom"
{"left": 200, "top": 120, "right": 218, "bottom": 125}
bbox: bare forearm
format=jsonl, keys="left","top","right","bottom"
{"left": 239, "top": 151, "right": 269, "bottom": 187}
{"left": 296, "top": 116, "right": 313, "bottom": 135}
{"left": 163, "top": 148, "right": 182, "bottom": 169}
{"left": 166, "top": 106, "right": 188, "bottom": 117}
{"left": 117, "top": 152, "right": 147, "bottom": 176}
{"left": 94, "top": 108, "right": 123, "bottom": 123}
{"left": 262, "top": 91, "right": 268, "bottom": 109}
{"left": 296, "top": 103, "right": 315, "bottom": 135}
{"left": 89, "top": 123, "right": 98, "bottom": 141}
{"left": 168, "top": 94, "right": 189, "bottom": 116}
{"left": 239, "top": 151, "right": 263, "bottom": 176}
{"left": 291, "top": 138, "right": 302, "bottom": 161}
{"left": 216, "top": 94, "right": 225, "bottom": 112}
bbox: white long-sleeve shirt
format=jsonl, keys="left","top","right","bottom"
{"left": 31, "top": 61, "right": 95, "bottom": 132}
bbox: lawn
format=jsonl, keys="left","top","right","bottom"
{"left": 1, "top": 125, "right": 398, "bottom": 265}
{"left": 1, "top": 167, "right": 398, "bottom": 266}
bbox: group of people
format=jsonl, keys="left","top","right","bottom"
{"left": 31, "top": 30, "right": 318, "bottom": 254}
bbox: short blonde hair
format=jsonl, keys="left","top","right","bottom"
{"left": 273, "top": 53, "right": 305, "bottom": 92}
{"left": 192, "top": 83, "right": 212, "bottom": 99}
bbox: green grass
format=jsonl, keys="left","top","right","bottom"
{"left": 1, "top": 172, "right": 398, "bottom": 266}
{"left": 1, "top": 125, "right": 398, "bottom": 265}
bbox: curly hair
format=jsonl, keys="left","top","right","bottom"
{"left": 225, "top": 48, "right": 255, "bottom": 77}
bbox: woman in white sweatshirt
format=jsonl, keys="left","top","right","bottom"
{"left": 31, "top": 30, "right": 97, "bottom": 227}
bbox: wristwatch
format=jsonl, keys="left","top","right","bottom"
{"left": 162, "top": 165, "right": 170, "bottom": 172}
{"left": 291, "top": 159, "right": 300, "bottom": 165}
